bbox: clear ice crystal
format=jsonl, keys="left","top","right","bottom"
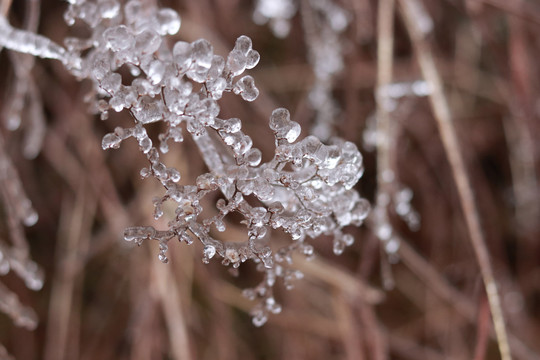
{"left": 103, "top": 25, "right": 133, "bottom": 52}
{"left": 233, "top": 76, "right": 259, "bottom": 101}
{"left": 156, "top": 8, "right": 181, "bottom": 35}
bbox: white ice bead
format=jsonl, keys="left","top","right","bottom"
{"left": 135, "top": 29, "right": 161, "bottom": 54}
{"left": 163, "top": 87, "right": 188, "bottom": 114}
{"left": 234, "top": 35, "right": 252, "bottom": 55}
{"left": 269, "top": 108, "right": 289, "bottom": 130}
{"left": 156, "top": 8, "right": 181, "bottom": 35}
{"left": 203, "top": 245, "right": 216, "bottom": 263}
{"left": 342, "top": 234, "right": 354, "bottom": 246}
{"left": 133, "top": 97, "right": 164, "bottom": 123}
{"left": 252, "top": 311, "right": 268, "bottom": 327}
{"left": 23, "top": 210, "right": 39, "bottom": 227}
{"left": 124, "top": 0, "right": 143, "bottom": 24}
{"left": 245, "top": 49, "right": 260, "bottom": 69}
{"left": 147, "top": 60, "right": 165, "bottom": 84}
{"left": 98, "top": 0, "right": 120, "bottom": 18}
{"left": 192, "top": 39, "right": 213, "bottom": 69}
{"left": 284, "top": 122, "right": 300, "bottom": 143}
{"left": 207, "top": 78, "right": 227, "bottom": 99}
{"left": 102, "top": 133, "right": 121, "bottom": 149}
{"left": 207, "top": 55, "right": 225, "bottom": 80}
{"left": 103, "top": 25, "right": 134, "bottom": 52}
{"left": 227, "top": 49, "right": 247, "bottom": 76}
{"left": 269, "top": 108, "right": 300, "bottom": 142}
{"left": 222, "top": 118, "right": 242, "bottom": 133}
{"left": 385, "top": 237, "right": 400, "bottom": 254}
{"left": 233, "top": 75, "right": 259, "bottom": 101}
{"left": 139, "top": 137, "right": 152, "bottom": 153}
{"left": 333, "top": 237, "right": 345, "bottom": 255}
{"left": 170, "top": 126, "right": 184, "bottom": 142}
{"left": 376, "top": 223, "right": 392, "bottom": 241}
{"left": 351, "top": 198, "right": 370, "bottom": 222}
{"left": 101, "top": 73, "right": 122, "bottom": 93}
{"left": 173, "top": 41, "right": 193, "bottom": 71}
{"left": 91, "top": 57, "right": 111, "bottom": 81}
{"left": 244, "top": 148, "right": 262, "bottom": 166}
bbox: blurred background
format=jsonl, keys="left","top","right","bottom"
{"left": 1, "top": 0, "right": 540, "bottom": 359}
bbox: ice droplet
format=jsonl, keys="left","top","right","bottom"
{"left": 252, "top": 311, "right": 268, "bottom": 327}
{"left": 233, "top": 75, "right": 259, "bottom": 101}
{"left": 156, "top": 8, "right": 181, "bottom": 35}
{"left": 103, "top": 25, "right": 133, "bottom": 52}
{"left": 227, "top": 49, "right": 247, "bottom": 76}
{"left": 23, "top": 211, "right": 38, "bottom": 227}
{"left": 203, "top": 245, "right": 216, "bottom": 261}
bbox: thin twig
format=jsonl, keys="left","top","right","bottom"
{"left": 376, "top": 0, "right": 396, "bottom": 193}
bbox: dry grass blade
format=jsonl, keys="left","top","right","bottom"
{"left": 398, "top": 0, "right": 512, "bottom": 359}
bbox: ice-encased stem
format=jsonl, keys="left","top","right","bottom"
{"left": 0, "top": 15, "right": 69, "bottom": 63}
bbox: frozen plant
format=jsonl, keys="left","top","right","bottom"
{"left": 0, "top": 0, "right": 369, "bottom": 326}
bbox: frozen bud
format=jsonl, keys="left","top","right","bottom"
{"left": 102, "top": 133, "right": 121, "bottom": 149}
{"left": 333, "top": 236, "right": 346, "bottom": 255}
{"left": 376, "top": 223, "right": 392, "bottom": 241}
{"left": 233, "top": 75, "right": 259, "bottom": 101}
{"left": 246, "top": 49, "right": 260, "bottom": 69}
{"left": 133, "top": 97, "right": 164, "bottom": 124}
{"left": 135, "top": 29, "right": 161, "bottom": 54}
{"left": 351, "top": 198, "right": 370, "bottom": 223}
{"left": 207, "top": 55, "right": 225, "bottom": 80}
{"left": 203, "top": 245, "right": 216, "bottom": 263}
{"left": 252, "top": 310, "right": 268, "bottom": 327}
{"left": 265, "top": 297, "right": 282, "bottom": 314}
{"left": 101, "top": 73, "right": 122, "bottom": 93}
{"left": 269, "top": 108, "right": 290, "bottom": 130}
{"left": 227, "top": 49, "right": 247, "bottom": 76}
{"left": 103, "top": 25, "right": 134, "bottom": 52}
{"left": 139, "top": 137, "right": 152, "bottom": 153}
{"left": 91, "top": 58, "right": 110, "bottom": 81}
{"left": 147, "top": 60, "right": 165, "bottom": 84}
{"left": 268, "top": 202, "right": 284, "bottom": 214}
{"left": 99, "top": 0, "right": 120, "bottom": 18}
{"left": 196, "top": 173, "right": 217, "bottom": 190}
{"left": 269, "top": 108, "right": 300, "bottom": 142}
{"left": 385, "top": 237, "right": 400, "bottom": 254}
{"left": 163, "top": 87, "right": 188, "bottom": 114}
{"left": 244, "top": 148, "right": 262, "bottom": 166}
{"left": 342, "top": 234, "right": 354, "bottom": 246}
{"left": 23, "top": 211, "right": 39, "bottom": 227}
{"left": 170, "top": 126, "right": 183, "bottom": 142}
{"left": 192, "top": 39, "right": 213, "bottom": 69}
{"left": 173, "top": 41, "right": 193, "bottom": 71}
{"left": 156, "top": 8, "right": 181, "bottom": 35}
{"left": 222, "top": 118, "right": 242, "bottom": 133}
{"left": 158, "top": 241, "right": 169, "bottom": 263}
{"left": 207, "top": 78, "right": 227, "bottom": 99}
{"left": 225, "top": 248, "right": 240, "bottom": 263}
{"left": 234, "top": 35, "right": 253, "bottom": 55}
{"left": 125, "top": 0, "right": 143, "bottom": 23}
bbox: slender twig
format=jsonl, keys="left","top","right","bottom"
{"left": 398, "top": 1, "right": 512, "bottom": 359}
{"left": 376, "top": 0, "right": 396, "bottom": 193}
{"left": 151, "top": 250, "right": 192, "bottom": 360}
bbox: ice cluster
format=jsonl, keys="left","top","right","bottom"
{"left": 1, "top": 0, "right": 369, "bottom": 326}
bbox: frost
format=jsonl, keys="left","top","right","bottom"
{"left": 0, "top": 0, "right": 371, "bottom": 329}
